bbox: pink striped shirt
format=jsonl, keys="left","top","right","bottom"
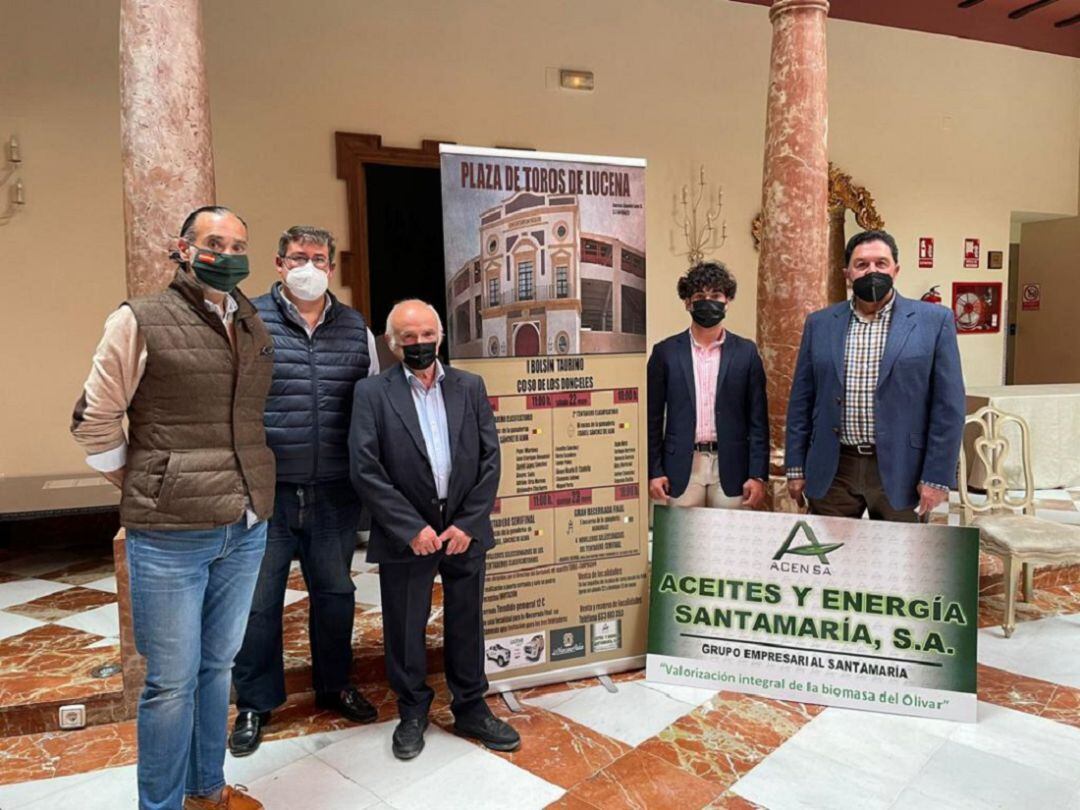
{"left": 689, "top": 328, "right": 726, "bottom": 443}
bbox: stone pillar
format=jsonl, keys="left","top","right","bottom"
{"left": 120, "top": 0, "right": 215, "bottom": 298}
{"left": 755, "top": 0, "right": 831, "bottom": 457}
{"left": 828, "top": 205, "right": 848, "bottom": 304}
{"left": 117, "top": 0, "right": 215, "bottom": 714}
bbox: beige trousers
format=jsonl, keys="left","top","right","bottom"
{"left": 668, "top": 451, "right": 744, "bottom": 510}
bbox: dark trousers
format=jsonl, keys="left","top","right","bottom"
{"left": 233, "top": 480, "right": 361, "bottom": 713}
{"left": 379, "top": 549, "right": 489, "bottom": 721}
{"left": 809, "top": 448, "right": 924, "bottom": 523}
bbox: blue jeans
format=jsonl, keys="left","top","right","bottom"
{"left": 127, "top": 520, "right": 267, "bottom": 810}
{"left": 233, "top": 481, "right": 361, "bottom": 712}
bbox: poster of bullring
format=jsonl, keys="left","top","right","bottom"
{"left": 440, "top": 144, "right": 647, "bottom": 359}
{"left": 440, "top": 145, "right": 649, "bottom": 689}
{"left": 647, "top": 507, "right": 979, "bottom": 722}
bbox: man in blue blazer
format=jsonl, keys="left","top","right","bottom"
{"left": 785, "top": 230, "right": 965, "bottom": 521}
{"left": 648, "top": 262, "right": 769, "bottom": 509}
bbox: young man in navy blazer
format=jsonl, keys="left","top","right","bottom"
{"left": 647, "top": 262, "right": 769, "bottom": 509}
{"left": 785, "top": 230, "right": 965, "bottom": 521}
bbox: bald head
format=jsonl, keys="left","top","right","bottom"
{"left": 385, "top": 299, "right": 444, "bottom": 355}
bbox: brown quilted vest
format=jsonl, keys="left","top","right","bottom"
{"left": 120, "top": 270, "right": 275, "bottom": 530}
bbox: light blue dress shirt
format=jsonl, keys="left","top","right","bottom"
{"left": 403, "top": 361, "right": 452, "bottom": 499}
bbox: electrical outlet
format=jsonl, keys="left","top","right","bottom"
{"left": 58, "top": 704, "right": 86, "bottom": 730}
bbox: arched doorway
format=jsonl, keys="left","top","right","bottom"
{"left": 513, "top": 323, "right": 541, "bottom": 356}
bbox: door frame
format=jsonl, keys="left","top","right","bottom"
{"left": 334, "top": 133, "right": 446, "bottom": 321}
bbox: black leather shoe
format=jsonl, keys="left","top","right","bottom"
{"left": 228, "top": 710, "right": 270, "bottom": 757}
{"left": 392, "top": 717, "right": 428, "bottom": 760}
{"left": 453, "top": 712, "right": 521, "bottom": 752}
{"left": 315, "top": 687, "right": 378, "bottom": 724}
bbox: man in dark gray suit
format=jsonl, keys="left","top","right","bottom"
{"left": 349, "top": 299, "right": 519, "bottom": 760}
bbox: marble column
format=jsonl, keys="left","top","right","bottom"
{"left": 828, "top": 205, "right": 848, "bottom": 304}
{"left": 117, "top": 0, "right": 215, "bottom": 714}
{"left": 755, "top": 0, "right": 831, "bottom": 458}
{"left": 120, "top": 0, "right": 215, "bottom": 298}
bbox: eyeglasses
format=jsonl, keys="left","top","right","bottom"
{"left": 281, "top": 253, "right": 330, "bottom": 270}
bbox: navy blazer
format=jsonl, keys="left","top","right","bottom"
{"left": 349, "top": 364, "right": 500, "bottom": 564}
{"left": 784, "top": 293, "right": 966, "bottom": 510}
{"left": 647, "top": 330, "right": 769, "bottom": 498}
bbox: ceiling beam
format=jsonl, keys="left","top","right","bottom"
{"left": 1008, "top": 0, "right": 1061, "bottom": 20}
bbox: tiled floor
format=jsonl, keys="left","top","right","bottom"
{"left": 2, "top": 489, "right": 1080, "bottom": 808}
{"left": 0, "top": 545, "right": 121, "bottom": 713}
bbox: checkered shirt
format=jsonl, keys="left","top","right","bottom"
{"left": 840, "top": 295, "right": 894, "bottom": 446}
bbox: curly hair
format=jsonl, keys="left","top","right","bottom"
{"left": 677, "top": 261, "right": 737, "bottom": 301}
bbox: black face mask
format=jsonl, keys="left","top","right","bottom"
{"left": 690, "top": 299, "right": 726, "bottom": 328}
{"left": 852, "top": 271, "right": 894, "bottom": 303}
{"left": 402, "top": 342, "right": 438, "bottom": 371}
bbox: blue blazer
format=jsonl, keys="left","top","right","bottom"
{"left": 647, "top": 330, "right": 769, "bottom": 498}
{"left": 784, "top": 293, "right": 966, "bottom": 510}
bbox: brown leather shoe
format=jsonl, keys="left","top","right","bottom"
{"left": 184, "top": 784, "right": 264, "bottom": 809}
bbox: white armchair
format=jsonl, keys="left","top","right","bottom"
{"left": 958, "top": 405, "right": 1080, "bottom": 638}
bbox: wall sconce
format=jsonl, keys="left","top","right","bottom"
{"left": 559, "top": 69, "right": 594, "bottom": 91}
{"left": 0, "top": 136, "right": 25, "bottom": 226}
{"left": 671, "top": 165, "right": 727, "bottom": 265}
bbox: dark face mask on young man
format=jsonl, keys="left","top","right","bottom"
{"left": 852, "top": 271, "right": 894, "bottom": 303}
{"left": 690, "top": 299, "right": 726, "bottom": 329}
{"left": 402, "top": 341, "right": 438, "bottom": 371}
{"left": 187, "top": 246, "right": 251, "bottom": 293}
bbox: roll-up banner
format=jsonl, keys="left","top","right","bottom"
{"left": 439, "top": 144, "right": 649, "bottom": 691}
{"left": 647, "top": 506, "right": 979, "bottom": 722}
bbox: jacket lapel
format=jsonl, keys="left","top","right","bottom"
{"left": 831, "top": 304, "right": 848, "bottom": 386}
{"left": 386, "top": 366, "right": 431, "bottom": 463}
{"left": 714, "top": 333, "right": 733, "bottom": 401}
{"left": 442, "top": 369, "right": 467, "bottom": 462}
{"left": 878, "top": 293, "right": 917, "bottom": 386}
{"left": 676, "top": 331, "right": 697, "bottom": 417}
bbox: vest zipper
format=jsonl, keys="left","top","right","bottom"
{"left": 308, "top": 332, "right": 320, "bottom": 484}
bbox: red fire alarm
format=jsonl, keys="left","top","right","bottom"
{"left": 918, "top": 238, "right": 934, "bottom": 269}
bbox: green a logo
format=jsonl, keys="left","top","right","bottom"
{"left": 773, "top": 521, "right": 844, "bottom": 564}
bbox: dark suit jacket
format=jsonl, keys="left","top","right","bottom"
{"left": 349, "top": 364, "right": 500, "bottom": 564}
{"left": 647, "top": 330, "right": 769, "bottom": 499}
{"left": 784, "top": 293, "right": 966, "bottom": 510}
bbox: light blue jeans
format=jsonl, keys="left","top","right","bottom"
{"left": 126, "top": 519, "right": 267, "bottom": 810}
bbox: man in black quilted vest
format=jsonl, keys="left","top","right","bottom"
{"left": 229, "top": 226, "right": 380, "bottom": 757}
{"left": 72, "top": 205, "right": 271, "bottom": 810}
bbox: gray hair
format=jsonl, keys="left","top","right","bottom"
{"left": 277, "top": 225, "right": 336, "bottom": 264}
{"left": 385, "top": 299, "right": 444, "bottom": 351}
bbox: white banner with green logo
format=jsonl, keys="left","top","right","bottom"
{"left": 646, "top": 507, "right": 979, "bottom": 722}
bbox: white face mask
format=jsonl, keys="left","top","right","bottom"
{"left": 283, "top": 262, "right": 329, "bottom": 302}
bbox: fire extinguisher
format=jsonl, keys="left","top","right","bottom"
{"left": 921, "top": 285, "right": 942, "bottom": 305}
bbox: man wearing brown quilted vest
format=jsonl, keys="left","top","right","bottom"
{"left": 71, "top": 206, "right": 273, "bottom": 810}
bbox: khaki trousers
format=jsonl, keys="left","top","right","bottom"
{"left": 668, "top": 451, "right": 744, "bottom": 510}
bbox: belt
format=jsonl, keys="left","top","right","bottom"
{"left": 693, "top": 442, "right": 718, "bottom": 452}
{"left": 840, "top": 442, "right": 876, "bottom": 456}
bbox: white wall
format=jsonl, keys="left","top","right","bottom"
{"left": 1, "top": 0, "right": 1077, "bottom": 475}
